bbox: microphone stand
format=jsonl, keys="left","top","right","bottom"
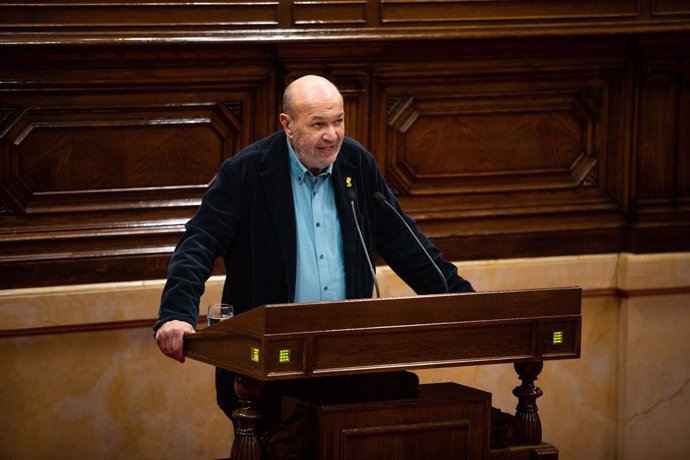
{"left": 347, "top": 189, "right": 381, "bottom": 298}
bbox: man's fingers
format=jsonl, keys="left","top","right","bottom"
{"left": 171, "top": 330, "right": 185, "bottom": 362}
{"left": 155, "top": 320, "right": 195, "bottom": 363}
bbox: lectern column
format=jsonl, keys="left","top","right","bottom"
{"left": 230, "top": 375, "right": 265, "bottom": 460}
{"left": 512, "top": 360, "right": 544, "bottom": 445}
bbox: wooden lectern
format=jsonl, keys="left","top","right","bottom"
{"left": 185, "top": 287, "right": 581, "bottom": 460}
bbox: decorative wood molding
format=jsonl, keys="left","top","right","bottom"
{"left": 223, "top": 101, "right": 243, "bottom": 120}
{"left": 382, "top": 84, "right": 606, "bottom": 198}
{"left": 379, "top": 0, "right": 640, "bottom": 25}
{"left": 0, "top": 198, "right": 14, "bottom": 215}
{"left": 0, "top": 102, "right": 242, "bottom": 214}
{"left": 652, "top": 0, "right": 690, "bottom": 16}
{"left": 0, "top": 106, "right": 14, "bottom": 126}
{"left": 293, "top": 0, "right": 368, "bottom": 26}
{"left": 581, "top": 161, "right": 599, "bottom": 188}
{"left": 6, "top": 0, "right": 689, "bottom": 46}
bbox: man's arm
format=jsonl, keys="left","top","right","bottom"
{"left": 154, "top": 160, "right": 244, "bottom": 360}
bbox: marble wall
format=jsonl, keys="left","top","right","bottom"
{"left": 1, "top": 253, "right": 688, "bottom": 459}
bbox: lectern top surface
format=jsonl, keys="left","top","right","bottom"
{"left": 205, "top": 287, "right": 581, "bottom": 337}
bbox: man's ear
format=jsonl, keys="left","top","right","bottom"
{"left": 279, "top": 113, "right": 292, "bottom": 137}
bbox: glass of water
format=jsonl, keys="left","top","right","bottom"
{"left": 207, "top": 303, "right": 234, "bottom": 326}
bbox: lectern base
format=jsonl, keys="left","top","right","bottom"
{"left": 268, "top": 382, "right": 491, "bottom": 460}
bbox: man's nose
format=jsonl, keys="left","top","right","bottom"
{"left": 322, "top": 124, "right": 337, "bottom": 141}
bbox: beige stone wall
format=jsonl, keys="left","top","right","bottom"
{"left": 1, "top": 253, "right": 688, "bottom": 459}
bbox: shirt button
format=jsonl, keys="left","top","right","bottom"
{"left": 316, "top": 222, "right": 320, "bottom": 227}
{"left": 324, "top": 286, "right": 328, "bottom": 291}
{"left": 319, "top": 254, "right": 324, "bottom": 259}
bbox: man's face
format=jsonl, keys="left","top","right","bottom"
{"left": 281, "top": 98, "right": 344, "bottom": 175}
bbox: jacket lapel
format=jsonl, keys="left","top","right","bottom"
{"left": 258, "top": 132, "right": 297, "bottom": 302}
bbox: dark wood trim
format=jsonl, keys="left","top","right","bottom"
{"left": 2, "top": 21, "right": 690, "bottom": 47}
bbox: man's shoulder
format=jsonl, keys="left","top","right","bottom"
{"left": 221, "top": 131, "right": 285, "bottom": 170}
{"left": 342, "top": 136, "right": 367, "bottom": 152}
{"left": 237, "top": 131, "right": 285, "bottom": 158}
{"left": 339, "top": 136, "right": 376, "bottom": 167}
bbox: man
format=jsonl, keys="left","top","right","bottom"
{"left": 154, "top": 75, "right": 474, "bottom": 422}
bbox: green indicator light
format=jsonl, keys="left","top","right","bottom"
{"left": 279, "top": 349, "right": 291, "bottom": 364}
{"left": 250, "top": 347, "right": 260, "bottom": 363}
{"left": 552, "top": 331, "right": 564, "bottom": 345}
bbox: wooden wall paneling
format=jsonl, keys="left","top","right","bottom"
{"left": 3, "top": 0, "right": 690, "bottom": 45}
{"left": 292, "top": 0, "right": 369, "bottom": 27}
{"left": 680, "top": 56, "right": 690, "bottom": 198}
{"left": 629, "top": 35, "right": 690, "bottom": 252}
{"left": 604, "top": 42, "right": 637, "bottom": 216}
{"left": 652, "top": 0, "right": 690, "bottom": 16}
{"left": 379, "top": 0, "right": 640, "bottom": 25}
{"left": 0, "top": 45, "right": 277, "bottom": 288}
{"left": 2, "top": 32, "right": 690, "bottom": 288}
{"left": 330, "top": 71, "right": 371, "bottom": 147}
{"left": 0, "top": 1, "right": 282, "bottom": 29}
{"left": 370, "top": 38, "right": 630, "bottom": 260}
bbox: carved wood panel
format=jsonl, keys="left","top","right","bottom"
{"left": 1, "top": 103, "right": 240, "bottom": 213}
{"left": 384, "top": 90, "right": 599, "bottom": 195}
{"left": 366, "top": 39, "right": 631, "bottom": 261}
{"left": 0, "top": 34, "right": 689, "bottom": 288}
{"left": 0, "top": 46, "right": 276, "bottom": 287}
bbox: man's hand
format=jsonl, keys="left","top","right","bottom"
{"left": 155, "top": 320, "right": 196, "bottom": 363}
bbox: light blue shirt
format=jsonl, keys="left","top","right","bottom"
{"left": 287, "top": 141, "right": 346, "bottom": 303}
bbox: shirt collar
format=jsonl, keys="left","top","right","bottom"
{"left": 287, "top": 138, "right": 333, "bottom": 183}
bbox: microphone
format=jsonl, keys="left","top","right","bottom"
{"left": 373, "top": 191, "right": 449, "bottom": 293}
{"left": 347, "top": 188, "right": 381, "bottom": 298}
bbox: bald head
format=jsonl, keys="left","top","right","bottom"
{"left": 282, "top": 75, "right": 343, "bottom": 120}
{"left": 279, "top": 75, "right": 345, "bottom": 175}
